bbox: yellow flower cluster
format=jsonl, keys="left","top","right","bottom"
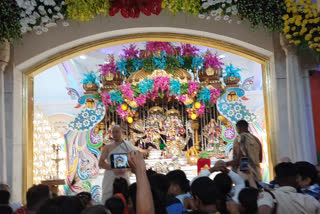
{"left": 283, "top": 0, "right": 320, "bottom": 52}
{"left": 162, "top": 0, "right": 201, "bottom": 15}
{"left": 66, "top": 0, "right": 110, "bottom": 22}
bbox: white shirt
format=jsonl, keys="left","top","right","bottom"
{"left": 258, "top": 186, "right": 320, "bottom": 214}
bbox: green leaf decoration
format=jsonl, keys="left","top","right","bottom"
{"left": 181, "top": 83, "right": 189, "bottom": 94}
{"left": 198, "top": 151, "right": 211, "bottom": 159}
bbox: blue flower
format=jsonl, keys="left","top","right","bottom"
{"left": 198, "top": 88, "right": 211, "bottom": 105}
{"left": 117, "top": 58, "right": 127, "bottom": 76}
{"left": 192, "top": 56, "right": 204, "bottom": 70}
{"left": 152, "top": 51, "right": 167, "bottom": 70}
{"left": 109, "top": 90, "right": 123, "bottom": 104}
{"left": 224, "top": 64, "right": 241, "bottom": 80}
{"left": 169, "top": 79, "right": 181, "bottom": 95}
{"left": 139, "top": 78, "right": 154, "bottom": 94}
{"left": 81, "top": 72, "right": 100, "bottom": 85}
{"left": 133, "top": 57, "right": 143, "bottom": 72}
{"left": 177, "top": 56, "right": 184, "bottom": 67}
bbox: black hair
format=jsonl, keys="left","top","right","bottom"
{"left": 295, "top": 161, "right": 318, "bottom": 185}
{"left": 191, "top": 177, "right": 217, "bottom": 205}
{"left": 274, "top": 162, "right": 298, "bottom": 186}
{"left": 76, "top": 192, "right": 92, "bottom": 207}
{"left": 105, "top": 196, "right": 124, "bottom": 214}
{"left": 146, "top": 169, "right": 157, "bottom": 179}
{"left": 38, "top": 196, "right": 84, "bottom": 214}
{"left": 236, "top": 120, "right": 249, "bottom": 129}
{"left": 26, "top": 184, "right": 50, "bottom": 210}
{"left": 238, "top": 187, "right": 259, "bottom": 214}
{"left": 80, "top": 205, "right": 107, "bottom": 214}
{"left": 113, "top": 177, "right": 129, "bottom": 201}
{"left": 0, "top": 206, "right": 13, "bottom": 214}
{"left": 166, "top": 170, "right": 190, "bottom": 193}
{"left": 128, "top": 183, "right": 137, "bottom": 212}
{"left": 213, "top": 173, "right": 232, "bottom": 195}
{"left": 0, "top": 190, "right": 10, "bottom": 204}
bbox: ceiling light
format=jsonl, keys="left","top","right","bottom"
{"left": 219, "top": 54, "right": 225, "bottom": 58}
{"left": 79, "top": 55, "right": 87, "bottom": 59}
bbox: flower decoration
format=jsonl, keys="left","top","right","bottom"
{"left": 145, "top": 42, "right": 176, "bottom": 56}
{"left": 199, "top": 0, "right": 238, "bottom": 23}
{"left": 117, "top": 58, "right": 128, "bottom": 76}
{"left": 66, "top": 0, "right": 109, "bottom": 21}
{"left": 224, "top": 64, "right": 241, "bottom": 81}
{"left": 192, "top": 56, "right": 204, "bottom": 71}
{"left": 81, "top": 72, "right": 100, "bottom": 85}
{"left": 17, "top": 0, "right": 68, "bottom": 35}
{"left": 180, "top": 43, "right": 199, "bottom": 56}
{"left": 203, "top": 50, "right": 224, "bottom": 70}
{"left": 123, "top": 44, "right": 139, "bottom": 58}
{"left": 237, "top": 0, "right": 286, "bottom": 31}
{"left": 132, "top": 58, "right": 143, "bottom": 72}
{"left": 100, "top": 76, "right": 221, "bottom": 122}
{"left": 283, "top": 0, "right": 320, "bottom": 52}
{"left": 0, "top": 1, "right": 22, "bottom": 43}
{"left": 99, "top": 55, "right": 118, "bottom": 76}
{"left": 109, "top": 0, "right": 162, "bottom": 18}
{"left": 162, "top": 0, "right": 201, "bottom": 16}
{"left": 152, "top": 51, "right": 167, "bottom": 70}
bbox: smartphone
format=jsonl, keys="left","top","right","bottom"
{"left": 240, "top": 157, "right": 249, "bottom": 171}
{"left": 110, "top": 153, "right": 130, "bottom": 169}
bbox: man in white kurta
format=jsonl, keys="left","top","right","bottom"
{"left": 98, "top": 125, "right": 136, "bottom": 203}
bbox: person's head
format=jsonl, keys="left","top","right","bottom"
{"left": 279, "top": 156, "right": 291, "bottom": 163}
{"left": 191, "top": 177, "right": 217, "bottom": 211}
{"left": 113, "top": 177, "right": 129, "bottom": 200}
{"left": 213, "top": 173, "right": 232, "bottom": 195}
{"left": 295, "top": 161, "right": 318, "bottom": 188}
{"left": 26, "top": 184, "right": 51, "bottom": 212}
{"left": 38, "top": 196, "right": 84, "bottom": 214}
{"left": 112, "top": 125, "right": 123, "bottom": 141}
{"left": 0, "top": 190, "right": 10, "bottom": 205}
{"left": 77, "top": 192, "right": 93, "bottom": 208}
{"left": 166, "top": 170, "right": 190, "bottom": 196}
{"left": 238, "top": 187, "right": 259, "bottom": 214}
{"left": 80, "top": 205, "right": 109, "bottom": 214}
{"left": 274, "top": 162, "right": 299, "bottom": 188}
{"left": 236, "top": 120, "right": 249, "bottom": 134}
{"left": 0, "top": 184, "right": 9, "bottom": 192}
{"left": 104, "top": 196, "right": 124, "bottom": 214}
{"left": 0, "top": 206, "right": 13, "bottom": 214}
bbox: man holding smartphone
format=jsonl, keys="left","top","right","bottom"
{"left": 99, "top": 125, "right": 136, "bottom": 203}
{"left": 226, "top": 120, "right": 263, "bottom": 182}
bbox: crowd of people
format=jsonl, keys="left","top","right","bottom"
{"left": 1, "top": 121, "right": 320, "bottom": 214}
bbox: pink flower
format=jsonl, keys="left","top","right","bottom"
{"left": 153, "top": 76, "right": 170, "bottom": 92}
{"left": 188, "top": 82, "right": 200, "bottom": 95}
{"left": 123, "top": 44, "right": 139, "bottom": 59}
{"left": 145, "top": 42, "right": 176, "bottom": 56}
{"left": 116, "top": 105, "right": 129, "bottom": 121}
{"left": 99, "top": 55, "right": 117, "bottom": 76}
{"left": 120, "top": 82, "right": 134, "bottom": 100}
{"left": 197, "top": 103, "right": 206, "bottom": 115}
{"left": 178, "top": 95, "right": 187, "bottom": 103}
{"left": 181, "top": 44, "right": 199, "bottom": 56}
{"left": 210, "top": 88, "right": 221, "bottom": 104}
{"left": 101, "top": 92, "right": 112, "bottom": 107}
{"left": 203, "top": 51, "right": 224, "bottom": 70}
{"left": 135, "top": 95, "right": 147, "bottom": 106}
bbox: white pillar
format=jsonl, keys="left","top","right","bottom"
{"left": 0, "top": 41, "right": 10, "bottom": 183}
{"left": 280, "top": 35, "right": 317, "bottom": 164}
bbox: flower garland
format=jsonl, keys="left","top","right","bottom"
{"left": 0, "top": 1, "right": 22, "bottom": 43}
{"left": 199, "top": 0, "right": 239, "bottom": 23}
{"left": 66, "top": 0, "right": 109, "bottom": 21}
{"left": 162, "top": 0, "right": 201, "bottom": 15}
{"left": 17, "top": 0, "right": 68, "bottom": 35}
{"left": 101, "top": 76, "right": 221, "bottom": 122}
{"left": 109, "top": 0, "right": 162, "bottom": 18}
{"left": 237, "top": 0, "right": 286, "bottom": 31}
{"left": 283, "top": 0, "right": 320, "bottom": 52}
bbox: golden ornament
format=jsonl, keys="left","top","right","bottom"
{"left": 121, "top": 103, "right": 128, "bottom": 111}
{"left": 127, "top": 117, "right": 133, "bottom": 124}
{"left": 194, "top": 102, "right": 201, "bottom": 109}
{"left": 191, "top": 113, "right": 197, "bottom": 120}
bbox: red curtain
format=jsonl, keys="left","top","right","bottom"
{"left": 310, "top": 71, "right": 320, "bottom": 152}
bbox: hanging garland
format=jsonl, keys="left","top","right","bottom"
{"left": 66, "top": 0, "right": 110, "bottom": 21}
{"left": 282, "top": 0, "right": 320, "bottom": 53}
{"left": 199, "top": 0, "right": 239, "bottom": 23}
{"left": 161, "top": 0, "right": 201, "bottom": 16}
{"left": 0, "top": 1, "right": 22, "bottom": 43}
{"left": 101, "top": 75, "right": 221, "bottom": 122}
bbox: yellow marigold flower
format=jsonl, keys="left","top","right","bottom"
{"left": 293, "top": 32, "right": 299, "bottom": 36}
{"left": 286, "top": 3, "right": 292, "bottom": 8}
{"left": 310, "top": 4, "right": 317, "bottom": 10}
{"left": 305, "top": 34, "right": 312, "bottom": 41}
{"left": 284, "top": 26, "right": 291, "bottom": 33}
{"left": 295, "top": 20, "right": 302, "bottom": 26}
{"left": 313, "top": 12, "right": 318, "bottom": 17}
{"left": 294, "top": 40, "right": 301, "bottom": 45}
{"left": 315, "top": 18, "right": 320, "bottom": 23}
{"left": 314, "top": 37, "right": 320, "bottom": 42}
{"left": 309, "top": 19, "right": 314, "bottom": 23}
{"left": 286, "top": 34, "right": 292, "bottom": 39}
{"left": 291, "top": 26, "right": 296, "bottom": 31}
{"left": 296, "top": 15, "right": 302, "bottom": 20}
{"left": 302, "top": 19, "right": 308, "bottom": 25}
{"left": 316, "top": 48, "right": 320, "bottom": 52}
{"left": 303, "top": 9, "right": 311, "bottom": 14}
{"left": 298, "top": 0, "right": 304, "bottom": 5}
{"left": 306, "top": 14, "right": 310, "bottom": 19}
{"left": 289, "top": 40, "right": 295, "bottom": 44}
{"left": 289, "top": 18, "right": 295, "bottom": 24}
{"left": 292, "top": 7, "right": 298, "bottom": 13}
{"left": 308, "top": 41, "right": 312, "bottom": 45}
{"left": 282, "top": 14, "right": 289, "bottom": 20}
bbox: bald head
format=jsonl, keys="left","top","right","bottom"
{"left": 112, "top": 125, "right": 123, "bottom": 142}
